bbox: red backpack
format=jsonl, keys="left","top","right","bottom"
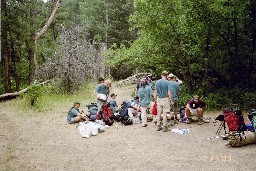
{"left": 224, "top": 108, "right": 246, "bottom": 132}
{"left": 97, "top": 103, "right": 114, "bottom": 126}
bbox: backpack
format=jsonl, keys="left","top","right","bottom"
{"left": 119, "top": 101, "right": 132, "bottom": 117}
{"left": 118, "top": 101, "right": 133, "bottom": 125}
{"left": 225, "top": 108, "right": 246, "bottom": 132}
{"left": 179, "top": 106, "right": 185, "bottom": 119}
{"left": 86, "top": 103, "right": 98, "bottom": 121}
{"left": 121, "top": 115, "right": 133, "bottom": 125}
{"left": 248, "top": 109, "right": 256, "bottom": 132}
{"left": 96, "top": 102, "right": 114, "bottom": 126}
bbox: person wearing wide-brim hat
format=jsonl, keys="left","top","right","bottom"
{"left": 67, "top": 101, "right": 88, "bottom": 124}
{"left": 154, "top": 70, "right": 173, "bottom": 132}
{"left": 167, "top": 73, "right": 181, "bottom": 124}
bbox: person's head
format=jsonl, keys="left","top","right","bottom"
{"left": 147, "top": 74, "right": 153, "bottom": 81}
{"left": 104, "top": 79, "right": 111, "bottom": 87}
{"left": 73, "top": 101, "right": 81, "bottom": 108}
{"left": 134, "top": 95, "right": 139, "bottom": 101}
{"left": 161, "top": 70, "right": 168, "bottom": 78}
{"left": 98, "top": 77, "right": 105, "bottom": 84}
{"left": 167, "top": 73, "right": 175, "bottom": 81}
{"left": 193, "top": 95, "right": 199, "bottom": 103}
{"left": 110, "top": 93, "right": 117, "bottom": 99}
{"left": 140, "top": 78, "right": 148, "bottom": 87}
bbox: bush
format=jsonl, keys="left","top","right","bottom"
{"left": 240, "top": 92, "right": 256, "bottom": 109}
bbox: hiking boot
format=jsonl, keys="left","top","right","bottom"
{"left": 197, "top": 118, "right": 204, "bottom": 125}
{"left": 174, "top": 119, "right": 178, "bottom": 124}
{"left": 186, "top": 118, "right": 192, "bottom": 124}
{"left": 157, "top": 125, "right": 162, "bottom": 131}
{"left": 142, "top": 124, "right": 147, "bottom": 127}
{"left": 163, "top": 126, "right": 168, "bottom": 132}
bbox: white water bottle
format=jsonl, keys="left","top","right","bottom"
{"left": 182, "top": 129, "right": 190, "bottom": 134}
{"left": 171, "top": 129, "right": 184, "bottom": 134}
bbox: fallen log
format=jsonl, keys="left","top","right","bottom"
{"left": 226, "top": 131, "right": 256, "bottom": 147}
{"left": 0, "top": 80, "right": 50, "bottom": 101}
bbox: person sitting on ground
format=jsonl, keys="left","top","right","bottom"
{"left": 67, "top": 101, "right": 88, "bottom": 124}
{"left": 128, "top": 96, "right": 140, "bottom": 119}
{"left": 138, "top": 78, "right": 153, "bottom": 127}
{"left": 185, "top": 95, "right": 206, "bottom": 125}
{"left": 109, "top": 93, "right": 118, "bottom": 114}
{"left": 95, "top": 79, "right": 111, "bottom": 115}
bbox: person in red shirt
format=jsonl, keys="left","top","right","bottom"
{"left": 185, "top": 95, "right": 206, "bottom": 125}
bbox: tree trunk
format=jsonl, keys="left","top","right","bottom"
{"left": 1, "top": 0, "right": 11, "bottom": 93}
{"left": 32, "top": 0, "right": 61, "bottom": 80}
{"left": 203, "top": 30, "right": 211, "bottom": 93}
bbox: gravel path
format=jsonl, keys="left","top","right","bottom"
{"left": 0, "top": 84, "right": 255, "bottom": 171}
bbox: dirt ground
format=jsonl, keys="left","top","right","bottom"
{"left": 0, "top": 84, "right": 255, "bottom": 171}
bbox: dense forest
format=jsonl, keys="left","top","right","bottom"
{"left": 1, "top": 0, "right": 256, "bottom": 108}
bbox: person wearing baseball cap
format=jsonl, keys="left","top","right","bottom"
{"left": 185, "top": 95, "right": 206, "bottom": 125}
{"left": 109, "top": 93, "right": 118, "bottom": 113}
{"left": 67, "top": 101, "right": 88, "bottom": 124}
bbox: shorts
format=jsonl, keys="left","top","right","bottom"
{"left": 67, "top": 117, "right": 75, "bottom": 124}
{"left": 171, "top": 101, "right": 178, "bottom": 112}
{"left": 191, "top": 109, "right": 198, "bottom": 116}
{"left": 157, "top": 97, "right": 170, "bottom": 113}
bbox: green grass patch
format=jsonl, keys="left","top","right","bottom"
{"left": 12, "top": 81, "right": 97, "bottom": 117}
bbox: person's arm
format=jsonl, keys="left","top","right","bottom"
{"left": 168, "top": 82, "right": 174, "bottom": 105}
{"left": 186, "top": 103, "right": 192, "bottom": 111}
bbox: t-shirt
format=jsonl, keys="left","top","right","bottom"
{"left": 109, "top": 99, "right": 118, "bottom": 113}
{"left": 155, "top": 79, "right": 172, "bottom": 98}
{"left": 188, "top": 99, "right": 206, "bottom": 109}
{"left": 138, "top": 85, "right": 152, "bottom": 107}
{"left": 67, "top": 107, "right": 80, "bottom": 122}
{"left": 96, "top": 83, "right": 109, "bottom": 95}
{"left": 170, "top": 81, "right": 180, "bottom": 101}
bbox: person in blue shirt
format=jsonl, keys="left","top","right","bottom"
{"left": 95, "top": 79, "right": 111, "bottom": 115}
{"left": 67, "top": 101, "right": 88, "bottom": 124}
{"left": 168, "top": 73, "right": 181, "bottom": 124}
{"left": 154, "top": 71, "right": 173, "bottom": 132}
{"left": 138, "top": 78, "right": 153, "bottom": 127}
{"left": 109, "top": 93, "right": 118, "bottom": 114}
{"left": 147, "top": 74, "right": 155, "bottom": 91}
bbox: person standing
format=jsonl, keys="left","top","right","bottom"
{"left": 138, "top": 78, "right": 153, "bottom": 127}
{"left": 168, "top": 73, "right": 180, "bottom": 124}
{"left": 147, "top": 74, "right": 155, "bottom": 90}
{"left": 154, "top": 71, "right": 173, "bottom": 132}
{"left": 95, "top": 79, "right": 111, "bottom": 115}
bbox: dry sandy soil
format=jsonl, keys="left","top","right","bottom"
{"left": 0, "top": 84, "right": 255, "bottom": 171}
